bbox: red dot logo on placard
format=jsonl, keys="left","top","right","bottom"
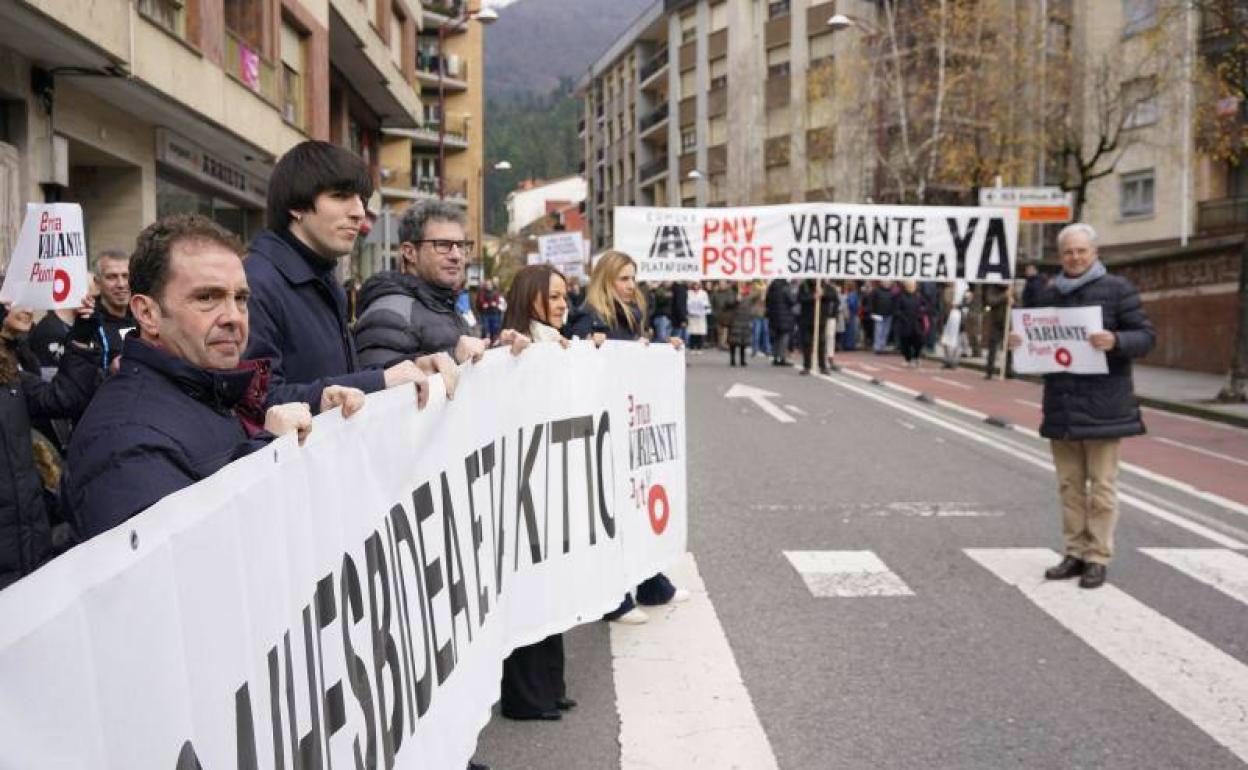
{"left": 51, "top": 270, "right": 71, "bottom": 303}
{"left": 647, "top": 484, "right": 670, "bottom": 535}
{"left": 1055, "top": 347, "right": 1073, "bottom": 368}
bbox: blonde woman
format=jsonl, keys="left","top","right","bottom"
{"left": 566, "top": 251, "right": 687, "bottom": 623}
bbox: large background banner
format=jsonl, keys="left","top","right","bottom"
{"left": 0, "top": 342, "right": 686, "bottom": 769}
{"left": 614, "top": 203, "right": 1019, "bottom": 284}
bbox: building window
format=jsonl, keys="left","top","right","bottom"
{"left": 768, "top": 61, "right": 791, "bottom": 79}
{"left": 710, "top": 74, "right": 728, "bottom": 90}
{"left": 1122, "top": 77, "right": 1158, "bottom": 129}
{"left": 1120, "top": 170, "right": 1155, "bottom": 218}
{"left": 137, "top": 0, "right": 187, "bottom": 39}
{"left": 681, "top": 127, "right": 697, "bottom": 152}
{"left": 389, "top": 5, "right": 406, "bottom": 69}
{"left": 769, "top": 0, "right": 791, "bottom": 20}
{"left": 224, "top": 0, "right": 265, "bottom": 49}
{"left": 280, "top": 19, "right": 308, "bottom": 130}
{"left": 1123, "top": 0, "right": 1157, "bottom": 36}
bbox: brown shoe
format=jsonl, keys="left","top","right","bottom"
{"left": 1044, "top": 556, "right": 1085, "bottom": 580}
{"left": 1079, "top": 563, "right": 1107, "bottom": 589}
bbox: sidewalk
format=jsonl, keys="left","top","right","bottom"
{"left": 949, "top": 353, "right": 1248, "bottom": 427}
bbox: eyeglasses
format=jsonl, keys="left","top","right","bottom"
{"left": 415, "top": 239, "right": 475, "bottom": 255}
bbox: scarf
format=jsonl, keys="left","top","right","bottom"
{"left": 1055, "top": 260, "right": 1107, "bottom": 295}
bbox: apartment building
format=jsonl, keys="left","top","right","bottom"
{"left": 1072, "top": 0, "right": 1244, "bottom": 373}
{"left": 580, "top": 0, "right": 891, "bottom": 253}
{"left": 0, "top": 0, "right": 485, "bottom": 283}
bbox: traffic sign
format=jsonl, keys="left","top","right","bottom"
{"left": 979, "top": 187, "right": 1073, "bottom": 223}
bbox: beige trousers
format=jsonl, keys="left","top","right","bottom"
{"left": 1050, "top": 439, "right": 1122, "bottom": 565}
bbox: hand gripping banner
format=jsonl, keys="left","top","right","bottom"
{"left": 614, "top": 203, "right": 1020, "bottom": 284}
{"left": 0, "top": 342, "right": 686, "bottom": 769}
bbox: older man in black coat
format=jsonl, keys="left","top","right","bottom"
{"left": 1012, "top": 223, "right": 1156, "bottom": 589}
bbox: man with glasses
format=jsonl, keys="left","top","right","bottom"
{"left": 356, "top": 200, "right": 526, "bottom": 367}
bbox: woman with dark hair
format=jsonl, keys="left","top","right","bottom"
{"left": 494, "top": 264, "right": 575, "bottom": 722}
{"left": 566, "top": 251, "right": 687, "bottom": 625}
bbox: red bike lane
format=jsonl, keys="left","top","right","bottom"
{"left": 832, "top": 351, "right": 1248, "bottom": 508}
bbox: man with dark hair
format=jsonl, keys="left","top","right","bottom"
{"left": 245, "top": 141, "right": 447, "bottom": 411}
{"left": 66, "top": 214, "right": 363, "bottom": 538}
{"left": 355, "top": 199, "right": 526, "bottom": 366}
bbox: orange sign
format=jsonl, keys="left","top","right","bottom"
{"left": 1018, "top": 205, "right": 1072, "bottom": 223}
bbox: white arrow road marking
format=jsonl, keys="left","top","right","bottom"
{"left": 784, "top": 404, "right": 807, "bottom": 415}
{"left": 612, "top": 553, "right": 779, "bottom": 770}
{"left": 725, "top": 383, "right": 795, "bottom": 423}
{"left": 784, "top": 550, "right": 915, "bottom": 597}
{"left": 1140, "top": 548, "right": 1248, "bottom": 606}
{"left": 966, "top": 548, "right": 1248, "bottom": 764}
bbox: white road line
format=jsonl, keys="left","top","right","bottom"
{"left": 897, "top": 420, "right": 916, "bottom": 430}
{"left": 816, "top": 373, "right": 1248, "bottom": 549}
{"left": 1140, "top": 548, "right": 1248, "bottom": 606}
{"left": 785, "top": 404, "right": 808, "bottom": 415}
{"left": 932, "top": 376, "right": 974, "bottom": 391}
{"left": 784, "top": 550, "right": 914, "bottom": 597}
{"left": 880, "top": 364, "right": 903, "bottom": 371}
{"left": 1014, "top": 399, "right": 1043, "bottom": 409}
{"left": 1152, "top": 436, "right": 1248, "bottom": 468}
{"left": 1143, "top": 405, "right": 1241, "bottom": 432}
{"left": 612, "top": 553, "right": 779, "bottom": 770}
{"left": 828, "top": 369, "right": 1248, "bottom": 523}
{"left": 856, "top": 363, "right": 881, "bottom": 372}
{"left": 966, "top": 548, "right": 1248, "bottom": 764}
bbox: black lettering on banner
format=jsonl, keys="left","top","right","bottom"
{"left": 235, "top": 683, "right": 259, "bottom": 770}
{"left": 389, "top": 504, "right": 433, "bottom": 719}
{"left": 176, "top": 741, "right": 204, "bottom": 770}
{"left": 595, "top": 411, "right": 616, "bottom": 538}
{"left": 365, "top": 532, "right": 404, "bottom": 769}
{"left": 340, "top": 554, "right": 378, "bottom": 770}
{"left": 315, "top": 574, "right": 347, "bottom": 748}
{"left": 513, "top": 426, "right": 544, "bottom": 570}
{"left": 975, "top": 217, "right": 1012, "bottom": 280}
{"left": 441, "top": 473, "right": 474, "bottom": 656}
{"left": 413, "top": 483, "right": 455, "bottom": 685}
{"left": 787, "top": 248, "right": 802, "bottom": 273}
{"left": 383, "top": 519, "right": 418, "bottom": 731}
{"left": 550, "top": 415, "right": 595, "bottom": 551}
{"left": 463, "top": 450, "right": 491, "bottom": 627}
{"left": 549, "top": 419, "right": 576, "bottom": 552}
{"left": 488, "top": 440, "right": 507, "bottom": 599}
{"left": 947, "top": 217, "right": 976, "bottom": 279}
{"left": 268, "top": 646, "right": 286, "bottom": 770}
{"left": 299, "top": 610, "right": 324, "bottom": 770}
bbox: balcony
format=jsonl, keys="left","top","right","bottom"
{"left": 1197, "top": 196, "right": 1248, "bottom": 235}
{"left": 423, "top": 0, "right": 466, "bottom": 28}
{"left": 384, "top": 120, "right": 469, "bottom": 150}
{"left": 640, "top": 50, "right": 669, "bottom": 86}
{"left": 639, "top": 103, "right": 670, "bottom": 136}
{"left": 415, "top": 50, "right": 469, "bottom": 91}
{"left": 639, "top": 158, "right": 668, "bottom": 183}
{"left": 225, "top": 31, "right": 279, "bottom": 106}
{"left": 378, "top": 172, "right": 468, "bottom": 206}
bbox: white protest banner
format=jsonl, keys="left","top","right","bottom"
{"left": 1011, "top": 306, "right": 1109, "bottom": 374}
{"left": 613, "top": 203, "right": 1018, "bottom": 284}
{"left": 0, "top": 342, "right": 686, "bottom": 769}
{"left": 0, "top": 202, "right": 90, "bottom": 310}
{"left": 538, "top": 232, "right": 586, "bottom": 265}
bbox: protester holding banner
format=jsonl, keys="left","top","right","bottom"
{"left": 65, "top": 215, "right": 360, "bottom": 539}
{"left": 0, "top": 299, "right": 99, "bottom": 589}
{"left": 798, "top": 279, "right": 837, "bottom": 375}
{"left": 567, "top": 250, "right": 687, "bottom": 623}
{"left": 243, "top": 141, "right": 443, "bottom": 411}
{"left": 496, "top": 263, "right": 578, "bottom": 721}
{"left": 1009, "top": 223, "right": 1156, "bottom": 590}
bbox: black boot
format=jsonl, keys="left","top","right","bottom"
{"left": 1079, "top": 563, "right": 1107, "bottom": 589}
{"left": 1044, "top": 556, "right": 1085, "bottom": 580}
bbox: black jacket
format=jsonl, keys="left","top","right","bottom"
{"left": 244, "top": 230, "right": 385, "bottom": 410}
{"left": 566, "top": 302, "right": 643, "bottom": 342}
{"left": 798, "top": 281, "right": 839, "bottom": 327}
{"left": 65, "top": 338, "right": 273, "bottom": 539}
{"left": 29, "top": 313, "right": 72, "bottom": 369}
{"left": 0, "top": 325, "right": 100, "bottom": 590}
{"left": 670, "top": 283, "right": 689, "bottom": 327}
{"left": 354, "top": 271, "right": 472, "bottom": 366}
{"left": 765, "top": 280, "right": 795, "bottom": 331}
{"left": 867, "top": 286, "right": 896, "bottom": 317}
{"left": 893, "top": 290, "right": 928, "bottom": 339}
{"left": 1034, "top": 272, "right": 1156, "bottom": 441}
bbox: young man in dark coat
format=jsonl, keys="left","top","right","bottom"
{"left": 65, "top": 215, "right": 357, "bottom": 540}
{"left": 1010, "top": 223, "right": 1156, "bottom": 589}
{"left": 355, "top": 199, "right": 526, "bottom": 365}
{"left": 244, "top": 141, "right": 442, "bottom": 412}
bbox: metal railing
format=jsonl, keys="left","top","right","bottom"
{"left": 415, "top": 51, "right": 469, "bottom": 81}
{"left": 1196, "top": 196, "right": 1248, "bottom": 234}
{"left": 640, "top": 50, "right": 669, "bottom": 82}
{"left": 639, "top": 104, "right": 669, "bottom": 132}
{"left": 639, "top": 158, "right": 667, "bottom": 181}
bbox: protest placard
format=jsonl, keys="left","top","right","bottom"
{"left": 1011, "top": 306, "right": 1109, "bottom": 375}
{"left": 613, "top": 202, "right": 1018, "bottom": 283}
{"left": 0, "top": 203, "right": 90, "bottom": 310}
{"left": 538, "top": 232, "right": 586, "bottom": 265}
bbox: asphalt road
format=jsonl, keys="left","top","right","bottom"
{"left": 476, "top": 351, "right": 1248, "bottom": 770}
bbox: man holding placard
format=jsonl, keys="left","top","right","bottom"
{"left": 1009, "top": 223, "right": 1155, "bottom": 589}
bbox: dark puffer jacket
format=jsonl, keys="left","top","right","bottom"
{"left": 764, "top": 280, "right": 795, "bottom": 333}
{"left": 354, "top": 271, "right": 473, "bottom": 366}
{"left": 565, "top": 302, "right": 644, "bottom": 342}
{"left": 1033, "top": 272, "right": 1156, "bottom": 441}
{"left": 0, "top": 325, "right": 100, "bottom": 590}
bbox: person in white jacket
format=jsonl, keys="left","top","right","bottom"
{"left": 686, "top": 281, "right": 711, "bottom": 352}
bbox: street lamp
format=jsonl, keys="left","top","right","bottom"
{"left": 438, "top": 4, "right": 499, "bottom": 199}
{"left": 494, "top": 160, "right": 512, "bottom": 171}
{"left": 826, "top": 13, "right": 854, "bottom": 30}
{"left": 686, "top": 169, "right": 703, "bottom": 180}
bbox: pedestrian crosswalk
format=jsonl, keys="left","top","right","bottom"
{"left": 783, "top": 546, "right": 1248, "bottom": 764}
